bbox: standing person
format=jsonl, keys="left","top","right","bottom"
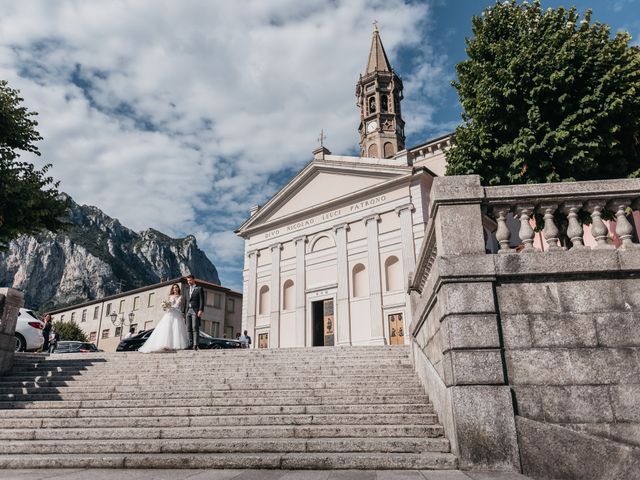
{"left": 239, "top": 330, "right": 249, "bottom": 348}
{"left": 139, "top": 284, "right": 189, "bottom": 353}
{"left": 245, "top": 330, "right": 252, "bottom": 349}
{"left": 184, "top": 275, "right": 204, "bottom": 351}
{"left": 41, "top": 314, "right": 52, "bottom": 352}
{"left": 124, "top": 327, "right": 135, "bottom": 339}
{"left": 49, "top": 330, "right": 59, "bottom": 353}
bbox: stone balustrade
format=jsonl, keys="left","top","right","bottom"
{"left": 409, "top": 175, "right": 640, "bottom": 478}
{"left": 483, "top": 178, "right": 640, "bottom": 253}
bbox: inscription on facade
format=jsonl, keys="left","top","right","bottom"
{"left": 263, "top": 195, "right": 387, "bottom": 240}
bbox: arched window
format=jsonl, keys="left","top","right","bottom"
{"left": 352, "top": 263, "right": 368, "bottom": 298}
{"left": 380, "top": 94, "right": 388, "bottom": 112}
{"left": 384, "top": 256, "right": 402, "bottom": 292}
{"left": 384, "top": 142, "right": 394, "bottom": 158}
{"left": 258, "top": 285, "right": 270, "bottom": 315}
{"left": 367, "top": 144, "right": 378, "bottom": 158}
{"left": 311, "top": 235, "right": 333, "bottom": 252}
{"left": 368, "top": 96, "right": 376, "bottom": 114}
{"left": 282, "top": 280, "right": 294, "bottom": 311}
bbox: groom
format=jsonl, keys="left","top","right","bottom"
{"left": 184, "top": 275, "right": 204, "bottom": 350}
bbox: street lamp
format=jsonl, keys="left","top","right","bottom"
{"left": 110, "top": 311, "right": 136, "bottom": 339}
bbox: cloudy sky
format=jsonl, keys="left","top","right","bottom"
{"left": 1, "top": 0, "right": 638, "bottom": 291}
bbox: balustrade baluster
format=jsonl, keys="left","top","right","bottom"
{"left": 540, "top": 204, "right": 562, "bottom": 251}
{"left": 609, "top": 199, "right": 637, "bottom": 249}
{"left": 586, "top": 202, "right": 614, "bottom": 249}
{"left": 516, "top": 206, "right": 536, "bottom": 252}
{"left": 495, "top": 207, "right": 513, "bottom": 253}
{"left": 562, "top": 202, "right": 585, "bottom": 249}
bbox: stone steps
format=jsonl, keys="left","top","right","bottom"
{"left": 0, "top": 347, "right": 457, "bottom": 470}
{"left": 0, "top": 437, "right": 452, "bottom": 454}
{"left": 0, "top": 403, "right": 434, "bottom": 417}
{"left": 0, "top": 452, "right": 458, "bottom": 470}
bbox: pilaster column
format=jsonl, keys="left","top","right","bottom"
{"left": 333, "top": 223, "right": 351, "bottom": 346}
{"left": 270, "top": 243, "right": 283, "bottom": 348}
{"left": 395, "top": 203, "right": 416, "bottom": 287}
{"left": 294, "top": 236, "right": 307, "bottom": 347}
{"left": 363, "top": 214, "right": 385, "bottom": 344}
{"left": 245, "top": 250, "right": 259, "bottom": 347}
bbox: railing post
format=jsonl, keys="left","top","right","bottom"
{"left": 0, "top": 288, "right": 25, "bottom": 375}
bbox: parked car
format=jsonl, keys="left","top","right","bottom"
{"left": 116, "top": 329, "right": 241, "bottom": 351}
{"left": 15, "top": 308, "right": 45, "bottom": 352}
{"left": 52, "top": 341, "right": 103, "bottom": 353}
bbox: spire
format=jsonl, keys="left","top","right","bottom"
{"left": 366, "top": 22, "right": 392, "bottom": 74}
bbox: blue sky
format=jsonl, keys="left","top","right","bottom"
{"left": 0, "top": 0, "right": 638, "bottom": 292}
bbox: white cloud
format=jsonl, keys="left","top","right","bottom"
{"left": 0, "top": 0, "right": 447, "bottom": 288}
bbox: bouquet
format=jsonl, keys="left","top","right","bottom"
{"left": 161, "top": 299, "right": 171, "bottom": 311}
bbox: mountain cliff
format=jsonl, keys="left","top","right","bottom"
{"left": 0, "top": 195, "right": 220, "bottom": 311}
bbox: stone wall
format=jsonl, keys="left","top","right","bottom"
{"left": 0, "top": 288, "right": 24, "bottom": 375}
{"left": 410, "top": 175, "right": 640, "bottom": 478}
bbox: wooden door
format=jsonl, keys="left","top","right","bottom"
{"left": 323, "top": 299, "right": 335, "bottom": 346}
{"left": 388, "top": 313, "right": 405, "bottom": 345}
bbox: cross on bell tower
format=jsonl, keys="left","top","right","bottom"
{"left": 355, "top": 24, "right": 405, "bottom": 158}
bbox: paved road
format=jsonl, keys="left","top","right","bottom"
{"left": 1, "top": 469, "right": 532, "bottom": 480}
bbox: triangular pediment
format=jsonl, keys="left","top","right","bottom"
{"left": 237, "top": 159, "right": 412, "bottom": 235}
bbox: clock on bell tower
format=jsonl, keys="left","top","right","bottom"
{"left": 356, "top": 24, "right": 405, "bottom": 159}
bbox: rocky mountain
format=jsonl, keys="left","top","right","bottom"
{"left": 0, "top": 194, "right": 220, "bottom": 311}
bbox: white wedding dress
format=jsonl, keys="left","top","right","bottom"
{"left": 139, "top": 295, "right": 189, "bottom": 353}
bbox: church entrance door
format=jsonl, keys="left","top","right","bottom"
{"left": 388, "top": 313, "right": 405, "bottom": 345}
{"left": 312, "top": 299, "right": 335, "bottom": 346}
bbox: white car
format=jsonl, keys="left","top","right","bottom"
{"left": 15, "top": 308, "right": 45, "bottom": 352}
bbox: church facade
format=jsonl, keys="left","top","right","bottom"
{"left": 236, "top": 28, "right": 450, "bottom": 348}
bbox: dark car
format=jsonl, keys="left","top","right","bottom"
{"left": 53, "top": 341, "right": 103, "bottom": 353}
{"left": 116, "top": 329, "right": 241, "bottom": 352}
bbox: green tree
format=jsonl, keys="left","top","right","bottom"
{"left": 52, "top": 319, "right": 87, "bottom": 342}
{"left": 0, "top": 79, "right": 68, "bottom": 250}
{"left": 446, "top": 0, "right": 640, "bottom": 185}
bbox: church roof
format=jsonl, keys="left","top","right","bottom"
{"left": 366, "top": 26, "right": 392, "bottom": 74}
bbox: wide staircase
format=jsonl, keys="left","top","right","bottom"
{"left": 0, "top": 346, "right": 457, "bottom": 470}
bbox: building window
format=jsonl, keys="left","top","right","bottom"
{"left": 368, "top": 96, "right": 376, "bottom": 114}
{"left": 118, "top": 299, "right": 125, "bottom": 313}
{"left": 226, "top": 298, "right": 235, "bottom": 313}
{"left": 130, "top": 323, "right": 138, "bottom": 332}
{"left": 148, "top": 292, "right": 155, "bottom": 307}
{"left": 61, "top": 314, "right": 65, "bottom": 321}
{"left": 71, "top": 312, "right": 76, "bottom": 322}
{"left": 224, "top": 326, "right": 234, "bottom": 339}
{"left": 133, "top": 296, "right": 140, "bottom": 310}
{"left": 144, "top": 321, "right": 153, "bottom": 331}
{"left": 258, "top": 286, "right": 270, "bottom": 315}
{"left": 381, "top": 94, "right": 389, "bottom": 112}
{"left": 212, "top": 322, "right": 220, "bottom": 338}
{"left": 311, "top": 235, "right": 333, "bottom": 252}
{"left": 93, "top": 306, "right": 99, "bottom": 320}
{"left": 115, "top": 326, "right": 122, "bottom": 337}
{"left": 101, "top": 329, "right": 110, "bottom": 339}
{"left": 205, "top": 292, "right": 213, "bottom": 307}
{"left": 282, "top": 280, "right": 294, "bottom": 311}
{"left": 81, "top": 310, "right": 87, "bottom": 322}
{"left": 384, "top": 142, "right": 394, "bottom": 158}
{"left": 367, "top": 144, "right": 378, "bottom": 157}
{"left": 214, "top": 293, "right": 222, "bottom": 309}
{"left": 105, "top": 303, "right": 112, "bottom": 316}
{"left": 89, "top": 332, "right": 97, "bottom": 342}
{"left": 384, "top": 255, "right": 402, "bottom": 292}
{"left": 352, "top": 263, "right": 368, "bottom": 298}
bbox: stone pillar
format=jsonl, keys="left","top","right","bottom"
{"left": 425, "top": 175, "right": 520, "bottom": 471}
{"left": 395, "top": 203, "right": 416, "bottom": 286}
{"left": 294, "top": 236, "right": 307, "bottom": 347}
{"left": 334, "top": 223, "right": 351, "bottom": 346}
{"left": 364, "top": 214, "right": 385, "bottom": 344}
{"left": 245, "top": 250, "right": 259, "bottom": 347}
{"left": 270, "top": 243, "right": 283, "bottom": 348}
{"left": 0, "top": 288, "right": 25, "bottom": 375}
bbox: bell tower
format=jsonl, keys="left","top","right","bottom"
{"left": 356, "top": 24, "right": 405, "bottom": 158}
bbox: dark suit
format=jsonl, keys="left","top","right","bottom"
{"left": 184, "top": 284, "right": 204, "bottom": 349}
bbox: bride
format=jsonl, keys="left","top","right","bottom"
{"left": 139, "top": 284, "right": 189, "bottom": 353}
